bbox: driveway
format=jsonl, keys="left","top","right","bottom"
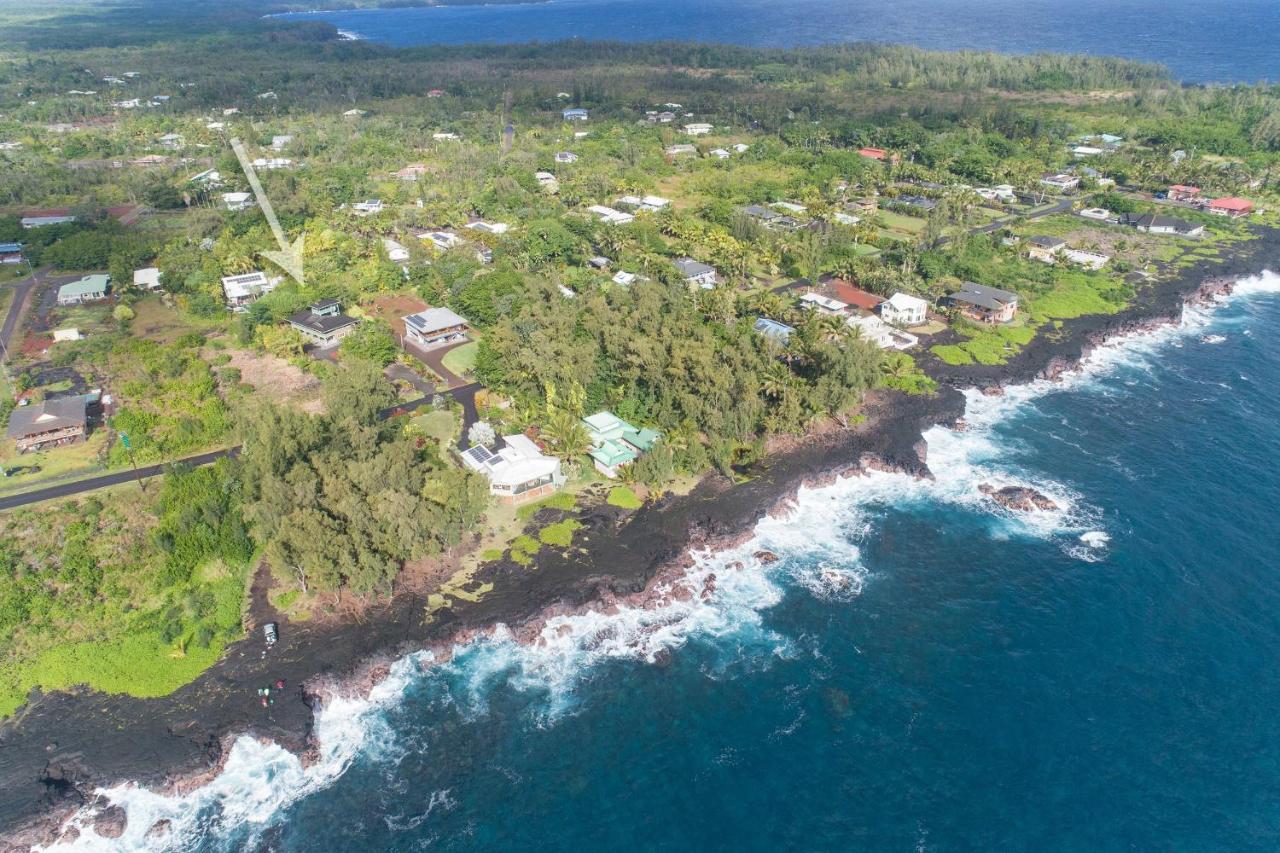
{"left": 403, "top": 337, "right": 473, "bottom": 389}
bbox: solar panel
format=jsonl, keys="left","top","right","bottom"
{"left": 463, "top": 445, "right": 496, "bottom": 467}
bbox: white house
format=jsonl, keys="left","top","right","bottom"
{"left": 682, "top": 123, "right": 714, "bottom": 136}
{"left": 665, "top": 143, "right": 697, "bottom": 157}
{"left": 351, "top": 199, "right": 384, "bottom": 215}
{"left": 800, "top": 292, "right": 849, "bottom": 316}
{"left": 418, "top": 231, "right": 464, "bottom": 251}
{"left": 383, "top": 238, "right": 410, "bottom": 263}
{"left": 220, "top": 271, "right": 276, "bottom": 310}
{"left": 432, "top": 132, "right": 459, "bottom": 141}
{"left": 879, "top": 292, "right": 928, "bottom": 327}
{"left": 270, "top": 134, "right": 293, "bottom": 151}
{"left": 674, "top": 258, "right": 717, "bottom": 289}
{"left": 611, "top": 270, "right": 638, "bottom": 286}
{"left": 157, "top": 132, "right": 184, "bottom": 149}
{"left": 617, "top": 195, "right": 670, "bottom": 212}
{"left": 1039, "top": 173, "right": 1081, "bottom": 192}
{"left": 1078, "top": 207, "right": 1111, "bottom": 221}
{"left": 466, "top": 220, "right": 510, "bottom": 234}
{"left": 732, "top": 143, "right": 750, "bottom": 154}
{"left": 555, "top": 151, "right": 578, "bottom": 164}
{"left": 587, "top": 205, "right": 634, "bottom": 225}
{"left": 709, "top": 148, "right": 730, "bottom": 159}
{"left": 848, "top": 315, "right": 918, "bottom": 350}
{"left": 221, "top": 192, "right": 255, "bottom": 211}
{"left": 1063, "top": 249, "right": 1110, "bottom": 270}
{"left": 132, "top": 267, "right": 162, "bottom": 291}
{"left": 251, "top": 157, "right": 292, "bottom": 170}
{"left": 461, "top": 434, "right": 565, "bottom": 505}
{"left": 535, "top": 171, "right": 558, "bottom": 189}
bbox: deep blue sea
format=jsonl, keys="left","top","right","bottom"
{"left": 55, "top": 272, "right": 1280, "bottom": 850}
{"left": 279, "top": 0, "right": 1280, "bottom": 83}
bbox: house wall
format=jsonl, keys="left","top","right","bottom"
{"left": 15, "top": 425, "right": 85, "bottom": 452}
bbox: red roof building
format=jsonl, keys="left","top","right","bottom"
{"left": 820, "top": 277, "right": 884, "bottom": 313}
{"left": 1168, "top": 185, "right": 1201, "bottom": 202}
{"left": 1208, "top": 197, "right": 1254, "bottom": 217}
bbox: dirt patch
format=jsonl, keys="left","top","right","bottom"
{"left": 211, "top": 348, "right": 324, "bottom": 413}
{"left": 365, "top": 294, "right": 429, "bottom": 338}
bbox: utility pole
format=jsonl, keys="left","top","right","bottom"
{"left": 119, "top": 431, "right": 145, "bottom": 494}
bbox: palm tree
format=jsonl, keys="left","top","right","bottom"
{"left": 760, "top": 361, "right": 791, "bottom": 401}
{"left": 542, "top": 410, "right": 591, "bottom": 461}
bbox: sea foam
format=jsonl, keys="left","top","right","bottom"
{"left": 41, "top": 269, "right": 1278, "bottom": 851}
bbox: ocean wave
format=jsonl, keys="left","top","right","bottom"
{"left": 43, "top": 268, "right": 1279, "bottom": 851}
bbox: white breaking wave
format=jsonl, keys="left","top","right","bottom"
{"left": 41, "top": 269, "right": 1279, "bottom": 851}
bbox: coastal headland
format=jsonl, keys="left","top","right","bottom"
{"left": 2, "top": 227, "right": 1275, "bottom": 848}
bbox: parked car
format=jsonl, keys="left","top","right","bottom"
{"left": 263, "top": 622, "right": 278, "bottom": 646}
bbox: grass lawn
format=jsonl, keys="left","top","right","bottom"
{"left": 130, "top": 295, "right": 225, "bottom": 343}
{"left": 606, "top": 485, "right": 643, "bottom": 509}
{"left": 441, "top": 341, "right": 478, "bottom": 378}
{"left": 410, "top": 408, "right": 459, "bottom": 451}
{"left": 0, "top": 431, "right": 111, "bottom": 494}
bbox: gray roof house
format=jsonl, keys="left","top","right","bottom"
{"left": 674, "top": 258, "right": 717, "bottom": 289}
{"left": 7, "top": 396, "right": 88, "bottom": 452}
{"left": 287, "top": 299, "right": 359, "bottom": 345}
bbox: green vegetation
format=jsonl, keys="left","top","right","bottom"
{"left": 0, "top": 462, "right": 252, "bottom": 717}
{"left": 607, "top": 485, "right": 644, "bottom": 510}
{"left": 0, "top": 0, "right": 1277, "bottom": 719}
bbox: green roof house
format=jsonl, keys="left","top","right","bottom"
{"left": 582, "top": 410, "right": 661, "bottom": 478}
{"left": 56, "top": 274, "right": 110, "bottom": 306}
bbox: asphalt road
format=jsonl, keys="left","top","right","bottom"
{"left": 0, "top": 266, "right": 44, "bottom": 359}
{"left": 0, "top": 447, "right": 239, "bottom": 511}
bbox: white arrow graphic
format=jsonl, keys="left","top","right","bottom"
{"left": 230, "top": 137, "right": 305, "bottom": 286}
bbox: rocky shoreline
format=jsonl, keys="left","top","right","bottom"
{"left": 1, "top": 227, "right": 1276, "bottom": 849}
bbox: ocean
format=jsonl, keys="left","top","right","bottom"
{"left": 278, "top": 0, "right": 1280, "bottom": 84}
{"left": 46, "top": 272, "right": 1280, "bottom": 850}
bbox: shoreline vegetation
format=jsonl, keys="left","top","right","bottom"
{"left": 1, "top": 0, "right": 1279, "bottom": 842}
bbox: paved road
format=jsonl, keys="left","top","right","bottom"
{"left": 0, "top": 447, "right": 239, "bottom": 511}
{"left": 0, "top": 266, "right": 46, "bottom": 360}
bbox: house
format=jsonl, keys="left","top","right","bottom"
{"left": 1126, "top": 213, "right": 1204, "bottom": 237}
{"left": 1026, "top": 235, "right": 1068, "bottom": 262}
{"left": 709, "top": 148, "right": 731, "bottom": 160}
{"left": 403, "top": 307, "right": 468, "bottom": 348}
{"left": 461, "top": 435, "right": 565, "bottom": 505}
{"left": 1208, "top": 197, "right": 1254, "bottom": 218}
{"left": 56, "top": 274, "right": 110, "bottom": 306}
{"left": 157, "top": 132, "right": 183, "bottom": 149}
{"left": 948, "top": 282, "right": 1019, "bottom": 324}
{"left": 418, "top": 230, "right": 464, "bottom": 251}
{"left": 251, "top": 157, "right": 292, "bottom": 170}
{"left": 396, "top": 163, "right": 428, "bottom": 181}
{"left": 574, "top": 131, "right": 591, "bottom": 139}
{"left": 892, "top": 195, "right": 937, "bottom": 213}
{"left": 222, "top": 191, "right": 255, "bottom": 211}
{"left": 753, "top": 317, "right": 795, "bottom": 344}
{"left": 848, "top": 314, "right": 917, "bottom": 350}
{"left": 682, "top": 123, "right": 714, "bottom": 136}
{"left": 6, "top": 396, "right": 88, "bottom": 453}
{"left": 221, "top": 272, "right": 276, "bottom": 310}
{"left": 130, "top": 154, "right": 169, "bottom": 167}
{"left": 833, "top": 212, "right": 861, "bottom": 226}
{"left": 647, "top": 110, "right": 678, "bottom": 124}
{"left": 850, "top": 197, "right": 879, "bottom": 215}
{"left": 1070, "top": 145, "right": 1105, "bottom": 158}
{"left": 674, "top": 258, "right": 717, "bottom": 289}
{"left": 555, "top": 151, "right": 578, "bottom": 164}
{"left": 21, "top": 212, "right": 77, "bottom": 228}
{"left": 270, "top": 135, "right": 293, "bottom": 152}
{"left": 1039, "top": 173, "right": 1081, "bottom": 192}
{"left": 535, "top": 171, "right": 559, "bottom": 190}
{"left": 1168, "top": 185, "right": 1201, "bottom": 203}
{"left": 1063, "top": 249, "right": 1110, "bottom": 270}
{"left": 1078, "top": 207, "right": 1111, "bottom": 221}
{"left": 615, "top": 194, "right": 670, "bottom": 212}
{"left": 611, "top": 271, "right": 638, "bottom": 286}
{"left": 52, "top": 328, "right": 82, "bottom": 343}
{"left": 132, "top": 267, "right": 162, "bottom": 290}
{"left": 562, "top": 108, "right": 589, "bottom": 121}
{"left": 0, "top": 243, "right": 22, "bottom": 265}
{"left": 587, "top": 205, "right": 634, "bottom": 225}
{"left": 588, "top": 256, "right": 611, "bottom": 270}
{"left": 189, "top": 168, "right": 222, "bottom": 186}
{"left": 581, "top": 411, "right": 661, "bottom": 478}
{"left": 799, "top": 292, "right": 849, "bottom": 316}
{"left": 772, "top": 202, "right": 807, "bottom": 214}
{"left": 427, "top": 88, "right": 445, "bottom": 98}
{"left": 879, "top": 292, "right": 928, "bottom": 327}
{"left": 383, "top": 238, "right": 410, "bottom": 263}
{"left": 466, "top": 220, "right": 509, "bottom": 235}
{"left": 351, "top": 199, "right": 383, "bottom": 216}
{"left": 808, "top": 278, "right": 883, "bottom": 315}
{"left": 665, "top": 143, "right": 698, "bottom": 158}
{"left": 287, "top": 299, "right": 359, "bottom": 345}
{"left": 732, "top": 143, "right": 750, "bottom": 154}
{"left": 432, "top": 132, "right": 459, "bottom": 141}
{"left": 742, "top": 204, "right": 780, "bottom": 224}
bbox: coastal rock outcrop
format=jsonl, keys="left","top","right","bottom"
{"left": 979, "top": 484, "right": 1059, "bottom": 512}
{"left": 91, "top": 804, "right": 127, "bottom": 839}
